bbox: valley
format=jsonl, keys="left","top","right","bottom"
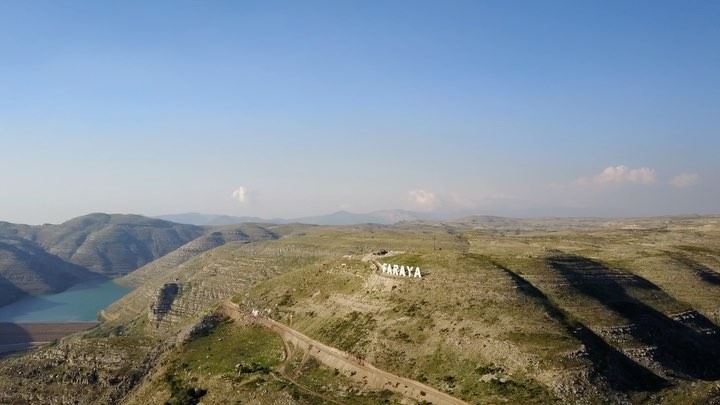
{"left": 0, "top": 213, "right": 203, "bottom": 308}
{"left": 0, "top": 278, "right": 129, "bottom": 322}
{"left": 5, "top": 2, "right": 717, "bottom": 403}
{"left": 0, "top": 214, "right": 718, "bottom": 404}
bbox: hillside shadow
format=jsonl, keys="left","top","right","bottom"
{"left": 668, "top": 252, "right": 720, "bottom": 286}
{"left": 0, "top": 295, "right": 63, "bottom": 322}
{"left": 0, "top": 273, "right": 27, "bottom": 307}
{"left": 547, "top": 253, "right": 720, "bottom": 380}
{"left": 0, "top": 323, "right": 33, "bottom": 357}
{"left": 0, "top": 275, "right": 115, "bottom": 322}
{"left": 0, "top": 238, "right": 98, "bottom": 292}
{"left": 482, "top": 257, "right": 667, "bottom": 393}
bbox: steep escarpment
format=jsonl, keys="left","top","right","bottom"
{"left": 150, "top": 283, "right": 181, "bottom": 325}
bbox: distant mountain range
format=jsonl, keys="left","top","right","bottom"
{"left": 3, "top": 210, "right": 680, "bottom": 310}
{"left": 156, "top": 209, "right": 443, "bottom": 226}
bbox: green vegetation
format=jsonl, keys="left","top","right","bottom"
{"left": 318, "top": 311, "right": 377, "bottom": 356}
{"left": 143, "top": 320, "right": 406, "bottom": 404}
{"left": 163, "top": 372, "right": 207, "bottom": 405}
{"left": 289, "top": 357, "right": 403, "bottom": 404}
{"left": 179, "top": 321, "right": 283, "bottom": 375}
{"left": 2, "top": 215, "right": 720, "bottom": 404}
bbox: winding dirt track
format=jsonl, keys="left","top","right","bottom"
{"left": 223, "top": 302, "right": 467, "bottom": 405}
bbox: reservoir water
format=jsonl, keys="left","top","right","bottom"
{"left": 0, "top": 279, "right": 130, "bottom": 322}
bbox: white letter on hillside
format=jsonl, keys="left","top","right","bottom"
{"left": 392, "top": 264, "right": 400, "bottom": 276}
{"left": 399, "top": 266, "right": 406, "bottom": 277}
{"left": 414, "top": 267, "right": 422, "bottom": 278}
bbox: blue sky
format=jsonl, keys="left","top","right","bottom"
{"left": 1, "top": 1, "right": 718, "bottom": 224}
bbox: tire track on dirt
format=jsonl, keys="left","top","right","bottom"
{"left": 222, "top": 301, "right": 468, "bottom": 405}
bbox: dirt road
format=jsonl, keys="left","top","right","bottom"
{"left": 222, "top": 302, "right": 467, "bottom": 405}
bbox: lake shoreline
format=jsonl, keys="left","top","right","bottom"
{"left": 0, "top": 322, "right": 99, "bottom": 356}
{"left": 0, "top": 279, "right": 130, "bottom": 323}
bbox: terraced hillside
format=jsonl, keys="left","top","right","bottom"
{"left": 119, "top": 224, "right": 280, "bottom": 288}
{"left": 104, "top": 224, "right": 286, "bottom": 327}
{"left": 0, "top": 217, "right": 719, "bottom": 404}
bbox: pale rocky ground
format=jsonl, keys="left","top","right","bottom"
{"left": 1, "top": 216, "right": 720, "bottom": 404}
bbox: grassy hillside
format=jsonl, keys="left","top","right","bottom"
{"left": 1, "top": 217, "right": 719, "bottom": 404}
{"left": 126, "top": 317, "right": 405, "bottom": 404}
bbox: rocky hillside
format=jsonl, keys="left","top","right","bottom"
{"left": 1, "top": 217, "right": 719, "bottom": 404}
{"left": 0, "top": 213, "right": 205, "bottom": 307}
{"left": 103, "top": 224, "right": 285, "bottom": 328}
{"left": 119, "top": 224, "right": 279, "bottom": 288}
{"left": 0, "top": 237, "right": 93, "bottom": 307}
{"left": 15, "top": 213, "right": 204, "bottom": 275}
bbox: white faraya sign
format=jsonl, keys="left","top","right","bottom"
{"left": 380, "top": 263, "right": 422, "bottom": 278}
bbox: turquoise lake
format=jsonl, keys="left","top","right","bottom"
{"left": 0, "top": 279, "right": 130, "bottom": 322}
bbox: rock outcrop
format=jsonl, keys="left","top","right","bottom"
{"left": 150, "top": 283, "right": 181, "bottom": 325}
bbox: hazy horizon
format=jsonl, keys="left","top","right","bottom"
{"left": 5, "top": 208, "right": 720, "bottom": 227}
{"left": 2, "top": 1, "right": 719, "bottom": 224}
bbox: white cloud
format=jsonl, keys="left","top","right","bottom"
{"left": 578, "top": 165, "right": 657, "bottom": 186}
{"left": 231, "top": 186, "right": 249, "bottom": 204}
{"left": 670, "top": 173, "right": 700, "bottom": 188}
{"left": 408, "top": 189, "right": 439, "bottom": 210}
